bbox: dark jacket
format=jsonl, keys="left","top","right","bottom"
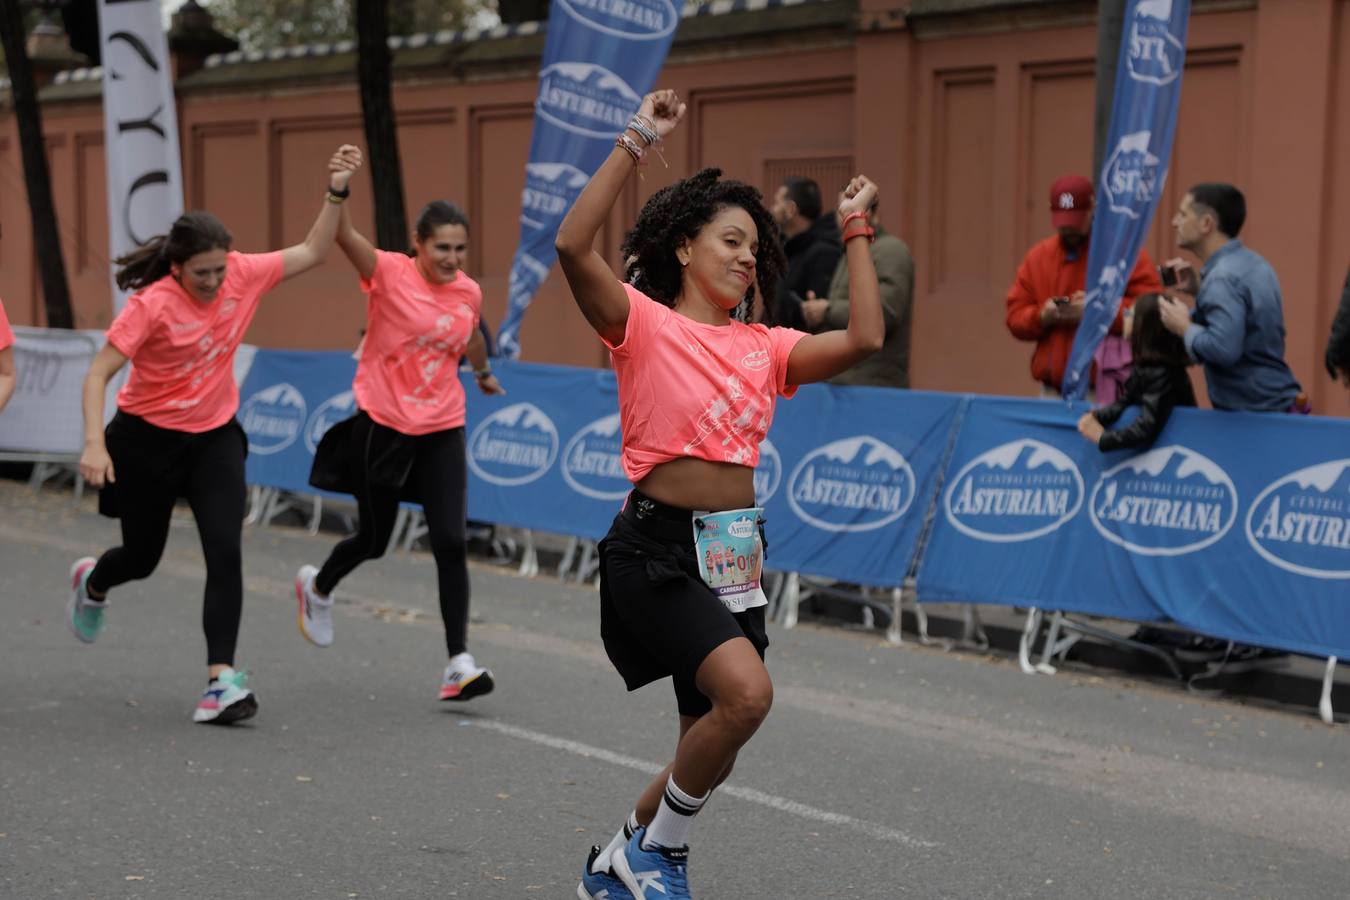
{"left": 819, "top": 225, "right": 915, "bottom": 388}
{"left": 1325, "top": 265, "right": 1350, "bottom": 379}
{"left": 774, "top": 215, "right": 841, "bottom": 329}
{"left": 1092, "top": 364, "right": 1196, "bottom": 452}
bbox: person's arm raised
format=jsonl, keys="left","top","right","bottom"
{"left": 785, "top": 176, "right": 885, "bottom": 385}
{"left": 279, "top": 144, "right": 364, "bottom": 280}
{"left": 555, "top": 89, "right": 685, "bottom": 347}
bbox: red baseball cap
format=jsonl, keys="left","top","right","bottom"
{"left": 1049, "top": 174, "right": 1093, "bottom": 229}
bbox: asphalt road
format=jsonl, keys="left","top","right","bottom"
{"left": 2, "top": 479, "right": 1347, "bottom": 899}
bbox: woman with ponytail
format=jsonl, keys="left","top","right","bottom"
{"left": 69, "top": 144, "right": 363, "bottom": 725}
{"left": 294, "top": 190, "right": 504, "bottom": 706}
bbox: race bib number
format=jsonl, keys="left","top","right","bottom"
{"left": 693, "top": 507, "right": 767, "bottom": 613}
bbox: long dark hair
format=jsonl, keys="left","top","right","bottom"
{"left": 1130, "top": 293, "right": 1190, "bottom": 367}
{"left": 114, "top": 212, "right": 233, "bottom": 292}
{"left": 620, "top": 168, "right": 785, "bottom": 323}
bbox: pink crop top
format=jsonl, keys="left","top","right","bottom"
{"left": 604, "top": 284, "right": 809, "bottom": 483}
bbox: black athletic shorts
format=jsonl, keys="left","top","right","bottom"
{"left": 598, "top": 490, "right": 769, "bottom": 718}
{"left": 98, "top": 411, "right": 247, "bottom": 519}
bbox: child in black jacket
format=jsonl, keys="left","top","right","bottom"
{"left": 1078, "top": 292, "right": 1195, "bottom": 451}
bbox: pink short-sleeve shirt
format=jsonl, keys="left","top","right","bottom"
{"left": 352, "top": 251, "right": 482, "bottom": 436}
{"left": 0, "top": 297, "right": 13, "bottom": 351}
{"left": 107, "top": 251, "right": 285, "bottom": 432}
{"left": 605, "top": 284, "right": 809, "bottom": 483}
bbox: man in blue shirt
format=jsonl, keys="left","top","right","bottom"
{"left": 1158, "top": 182, "right": 1303, "bottom": 412}
{"left": 1155, "top": 183, "right": 1302, "bottom": 668}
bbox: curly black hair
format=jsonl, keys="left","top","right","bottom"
{"left": 620, "top": 168, "right": 786, "bottom": 323}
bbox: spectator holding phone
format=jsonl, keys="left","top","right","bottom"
{"left": 1158, "top": 183, "right": 1304, "bottom": 413}
{"left": 1006, "top": 174, "right": 1163, "bottom": 397}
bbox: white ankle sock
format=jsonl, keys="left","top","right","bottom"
{"left": 592, "top": 811, "right": 639, "bottom": 874}
{"left": 642, "top": 777, "right": 707, "bottom": 850}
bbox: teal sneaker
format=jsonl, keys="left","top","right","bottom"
{"left": 67, "top": 557, "right": 106, "bottom": 644}
{"left": 193, "top": 667, "right": 258, "bottom": 724}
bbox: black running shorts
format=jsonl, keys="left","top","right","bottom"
{"left": 598, "top": 491, "right": 769, "bottom": 717}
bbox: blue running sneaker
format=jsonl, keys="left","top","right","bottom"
{"left": 577, "top": 844, "right": 636, "bottom": 900}
{"left": 611, "top": 827, "right": 690, "bottom": 899}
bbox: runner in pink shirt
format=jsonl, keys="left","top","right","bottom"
{"left": 559, "top": 90, "right": 884, "bottom": 900}
{"left": 68, "top": 144, "right": 363, "bottom": 725}
{"left": 0, "top": 297, "right": 15, "bottom": 413}
{"left": 295, "top": 193, "right": 504, "bottom": 704}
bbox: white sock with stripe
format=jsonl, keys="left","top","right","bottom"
{"left": 642, "top": 777, "right": 708, "bottom": 850}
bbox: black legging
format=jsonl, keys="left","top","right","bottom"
{"left": 88, "top": 413, "right": 247, "bottom": 666}
{"left": 315, "top": 417, "right": 471, "bottom": 656}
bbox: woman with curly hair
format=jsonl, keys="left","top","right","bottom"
{"left": 556, "top": 89, "right": 884, "bottom": 900}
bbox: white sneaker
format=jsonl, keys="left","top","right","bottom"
{"left": 193, "top": 667, "right": 258, "bottom": 724}
{"left": 438, "top": 652, "right": 494, "bottom": 702}
{"left": 294, "top": 564, "right": 333, "bottom": 647}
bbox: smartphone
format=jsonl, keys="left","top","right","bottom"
{"left": 1159, "top": 265, "right": 1178, "bottom": 287}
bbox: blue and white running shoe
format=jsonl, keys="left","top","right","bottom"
{"left": 611, "top": 827, "right": 690, "bottom": 899}
{"left": 577, "top": 844, "right": 636, "bottom": 900}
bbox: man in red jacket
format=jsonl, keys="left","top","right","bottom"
{"left": 1006, "top": 174, "right": 1163, "bottom": 395}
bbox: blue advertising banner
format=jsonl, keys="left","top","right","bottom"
{"left": 919, "top": 400, "right": 1350, "bottom": 660}
{"left": 917, "top": 397, "right": 1161, "bottom": 622}
{"left": 460, "top": 365, "right": 963, "bottom": 588}
{"left": 463, "top": 360, "right": 622, "bottom": 537}
{"left": 754, "top": 386, "right": 962, "bottom": 587}
{"left": 494, "top": 0, "right": 680, "bottom": 357}
{"left": 237, "top": 349, "right": 358, "bottom": 495}
{"left": 1062, "top": 0, "right": 1191, "bottom": 400}
{"left": 235, "top": 345, "right": 1350, "bottom": 660}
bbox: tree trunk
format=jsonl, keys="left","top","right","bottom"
{"left": 354, "top": 0, "right": 409, "bottom": 251}
{"left": 0, "top": 2, "right": 74, "bottom": 328}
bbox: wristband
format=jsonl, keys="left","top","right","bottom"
{"left": 842, "top": 225, "right": 875, "bottom": 244}
{"left": 840, "top": 211, "right": 869, "bottom": 232}
{"left": 327, "top": 184, "right": 351, "bottom": 198}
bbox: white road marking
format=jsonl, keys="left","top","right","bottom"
{"left": 472, "top": 718, "right": 939, "bottom": 848}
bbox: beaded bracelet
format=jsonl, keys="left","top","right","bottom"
{"left": 627, "top": 114, "right": 659, "bottom": 147}
{"left": 616, "top": 133, "right": 645, "bottom": 165}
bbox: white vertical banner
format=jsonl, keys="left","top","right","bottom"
{"left": 98, "top": 0, "right": 184, "bottom": 313}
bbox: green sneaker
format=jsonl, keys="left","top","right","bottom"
{"left": 67, "top": 557, "right": 106, "bottom": 644}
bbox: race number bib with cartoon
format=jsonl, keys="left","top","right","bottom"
{"left": 693, "top": 508, "right": 767, "bottom": 613}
